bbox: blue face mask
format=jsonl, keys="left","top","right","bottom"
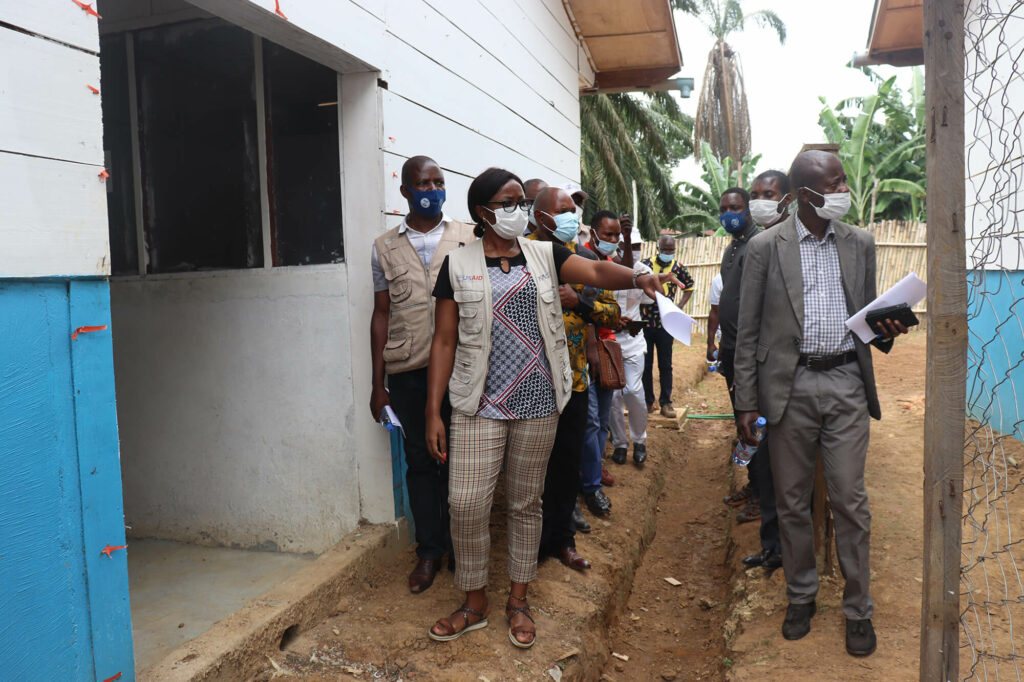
{"left": 406, "top": 187, "right": 445, "bottom": 217}
{"left": 657, "top": 252, "right": 674, "bottom": 264}
{"left": 719, "top": 210, "right": 750, "bottom": 234}
{"left": 594, "top": 237, "right": 619, "bottom": 256}
{"left": 540, "top": 210, "right": 579, "bottom": 243}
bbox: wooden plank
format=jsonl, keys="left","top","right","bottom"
{"left": 380, "top": 31, "right": 580, "bottom": 166}
{"left": 0, "top": 0, "right": 100, "bottom": 53}
{"left": 381, "top": 91, "right": 579, "bottom": 190}
{"left": 0, "top": 152, "right": 110, "bottom": 277}
{"left": 69, "top": 280, "right": 136, "bottom": 682}
{"left": 0, "top": 29, "right": 103, "bottom": 165}
{"left": 504, "top": 0, "right": 580, "bottom": 71}
{"left": 920, "top": 1, "right": 967, "bottom": 680}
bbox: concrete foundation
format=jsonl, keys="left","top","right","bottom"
{"left": 128, "top": 540, "right": 314, "bottom": 671}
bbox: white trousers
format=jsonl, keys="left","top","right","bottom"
{"left": 609, "top": 353, "right": 647, "bottom": 447}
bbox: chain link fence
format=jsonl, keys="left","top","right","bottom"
{"left": 962, "top": 1, "right": 1024, "bottom": 678}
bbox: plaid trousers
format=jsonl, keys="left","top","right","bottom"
{"left": 448, "top": 411, "right": 559, "bottom": 591}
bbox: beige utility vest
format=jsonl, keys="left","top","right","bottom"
{"left": 376, "top": 219, "right": 476, "bottom": 374}
{"left": 446, "top": 237, "right": 572, "bottom": 415}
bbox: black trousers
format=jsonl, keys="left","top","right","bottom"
{"left": 540, "top": 389, "right": 588, "bottom": 554}
{"left": 643, "top": 326, "right": 675, "bottom": 407}
{"left": 718, "top": 347, "right": 781, "bottom": 556}
{"left": 387, "top": 368, "right": 452, "bottom": 561}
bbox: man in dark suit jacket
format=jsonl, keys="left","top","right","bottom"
{"left": 733, "top": 151, "right": 907, "bottom": 658}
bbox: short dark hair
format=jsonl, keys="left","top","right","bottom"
{"left": 523, "top": 178, "right": 547, "bottom": 193}
{"left": 590, "top": 209, "right": 619, "bottom": 230}
{"left": 467, "top": 167, "right": 524, "bottom": 237}
{"left": 752, "top": 170, "right": 790, "bottom": 194}
{"left": 721, "top": 186, "right": 750, "bottom": 207}
{"left": 401, "top": 155, "right": 439, "bottom": 186}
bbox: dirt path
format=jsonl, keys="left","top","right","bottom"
{"left": 255, "top": 347, "right": 709, "bottom": 682}
{"left": 598, "top": 358, "right": 736, "bottom": 681}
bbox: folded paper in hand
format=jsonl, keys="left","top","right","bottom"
{"left": 656, "top": 292, "right": 695, "bottom": 345}
{"left": 845, "top": 272, "right": 926, "bottom": 343}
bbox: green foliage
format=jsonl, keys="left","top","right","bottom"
{"left": 672, "top": 140, "right": 761, "bottom": 234}
{"left": 672, "top": 0, "right": 785, "bottom": 43}
{"left": 817, "top": 66, "right": 926, "bottom": 225}
{"left": 580, "top": 92, "right": 694, "bottom": 238}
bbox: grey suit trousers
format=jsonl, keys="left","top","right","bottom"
{"left": 768, "top": 361, "right": 873, "bottom": 620}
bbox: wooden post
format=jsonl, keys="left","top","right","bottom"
{"left": 921, "top": 1, "right": 966, "bottom": 680}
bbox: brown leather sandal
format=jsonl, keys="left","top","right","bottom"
{"left": 505, "top": 595, "right": 536, "bottom": 649}
{"left": 428, "top": 603, "right": 489, "bottom": 642}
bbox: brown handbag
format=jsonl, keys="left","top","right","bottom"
{"left": 595, "top": 338, "right": 627, "bottom": 390}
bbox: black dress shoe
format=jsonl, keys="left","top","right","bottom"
{"left": 572, "top": 501, "right": 591, "bottom": 533}
{"left": 611, "top": 447, "right": 627, "bottom": 465}
{"left": 846, "top": 618, "right": 877, "bottom": 656}
{"left": 558, "top": 545, "right": 591, "bottom": 571}
{"left": 781, "top": 601, "right": 816, "bottom": 640}
{"left": 408, "top": 558, "right": 440, "bottom": 594}
{"left": 584, "top": 490, "right": 612, "bottom": 516}
{"left": 742, "top": 549, "right": 783, "bottom": 570}
{"left": 633, "top": 443, "right": 647, "bottom": 465}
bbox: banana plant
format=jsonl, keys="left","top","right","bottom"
{"left": 818, "top": 69, "right": 926, "bottom": 225}
{"left": 671, "top": 140, "right": 761, "bottom": 234}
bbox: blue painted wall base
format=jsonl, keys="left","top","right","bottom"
{"left": 0, "top": 279, "right": 134, "bottom": 681}
{"left": 968, "top": 269, "right": 1024, "bottom": 440}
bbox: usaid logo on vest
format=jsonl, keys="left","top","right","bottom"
{"left": 455, "top": 275, "right": 484, "bottom": 281}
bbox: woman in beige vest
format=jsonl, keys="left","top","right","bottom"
{"left": 424, "top": 168, "right": 678, "bottom": 648}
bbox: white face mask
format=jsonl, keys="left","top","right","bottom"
{"left": 803, "top": 188, "right": 851, "bottom": 221}
{"left": 485, "top": 206, "right": 529, "bottom": 240}
{"left": 749, "top": 199, "right": 783, "bottom": 226}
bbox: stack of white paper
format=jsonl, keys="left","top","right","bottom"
{"left": 655, "top": 292, "right": 696, "bottom": 345}
{"left": 845, "top": 272, "right": 927, "bottom": 342}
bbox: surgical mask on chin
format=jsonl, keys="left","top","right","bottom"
{"left": 539, "top": 210, "right": 579, "bottom": 243}
{"left": 749, "top": 199, "right": 783, "bottom": 226}
{"left": 594, "top": 237, "right": 618, "bottom": 256}
{"left": 803, "top": 188, "right": 851, "bottom": 221}
{"left": 719, "top": 210, "right": 749, "bottom": 234}
{"left": 485, "top": 206, "right": 529, "bottom": 240}
{"left": 657, "top": 252, "right": 673, "bottom": 264}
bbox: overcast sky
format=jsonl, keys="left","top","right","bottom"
{"left": 669, "top": 0, "right": 915, "bottom": 185}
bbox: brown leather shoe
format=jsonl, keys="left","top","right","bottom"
{"left": 409, "top": 558, "right": 440, "bottom": 593}
{"left": 601, "top": 466, "right": 616, "bottom": 486}
{"left": 558, "top": 546, "right": 591, "bottom": 571}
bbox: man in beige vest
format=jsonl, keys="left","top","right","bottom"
{"left": 370, "top": 155, "right": 476, "bottom": 593}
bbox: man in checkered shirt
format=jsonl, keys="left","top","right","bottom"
{"left": 732, "top": 151, "right": 908, "bottom": 659}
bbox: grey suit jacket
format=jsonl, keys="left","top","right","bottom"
{"left": 732, "top": 215, "right": 892, "bottom": 424}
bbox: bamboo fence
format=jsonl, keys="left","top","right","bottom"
{"left": 641, "top": 220, "right": 928, "bottom": 335}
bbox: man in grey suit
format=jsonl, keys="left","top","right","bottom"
{"left": 733, "top": 151, "right": 907, "bottom": 657}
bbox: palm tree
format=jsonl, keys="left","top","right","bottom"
{"left": 672, "top": 0, "right": 785, "bottom": 175}
{"left": 580, "top": 91, "right": 694, "bottom": 238}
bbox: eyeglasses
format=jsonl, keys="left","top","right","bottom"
{"left": 485, "top": 199, "right": 530, "bottom": 213}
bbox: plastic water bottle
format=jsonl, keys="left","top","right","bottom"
{"left": 379, "top": 410, "right": 397, "bottom": 434}
{"left": 707, "top": 349, "right": 720, "bottom": 373}
{"left": 732, "top": 417, "right": 766, "bottom": 466}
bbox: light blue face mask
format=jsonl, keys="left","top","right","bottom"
{"left": 658, "top": 252, "right": 674, "bottom": 264}
{"left": 594, "top": 237, "right": 619, "bottom": 256}
{"left": 539, "top": 210, "right": 579, "bottom": 243}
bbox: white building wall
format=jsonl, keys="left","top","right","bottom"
{"left": 965, "top": 0, "right": 1024, "bottom": 271}
{"left": 109, "top": 0, "right": 586, "bottom": 553}
{"left": 0, "top": 2, "right": 109, "bottom": 277}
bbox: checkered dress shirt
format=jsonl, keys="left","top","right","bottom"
{"left": 795, "top": 214, "right": 855, "bottom": 355}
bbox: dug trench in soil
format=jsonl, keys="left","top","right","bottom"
{"left": 599, "top": 346, "right": 737, "bottom": 681}
{"left": 252, "top": 345, "right": 711, "bottom": 681}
